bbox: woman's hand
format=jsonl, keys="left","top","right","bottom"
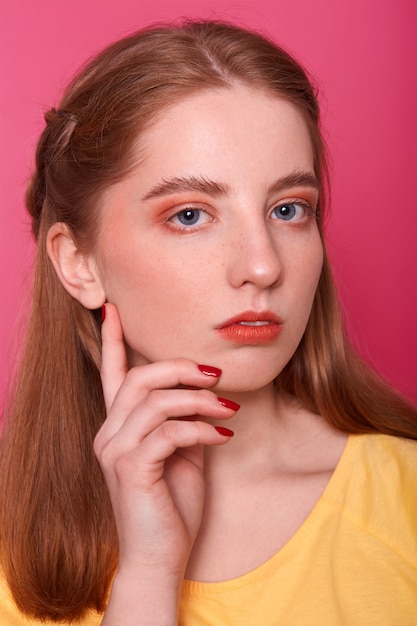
{"left": 95, "top": 303, "right": 238, "bottom": 623}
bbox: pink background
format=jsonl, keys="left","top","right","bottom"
{"left": 1, "top": 0, "right": 416, "bottom": 410}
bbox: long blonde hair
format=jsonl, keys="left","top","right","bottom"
{"left": 1, "top": 20, "right": 416, "bottom": 621}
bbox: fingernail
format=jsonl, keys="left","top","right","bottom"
{"left": 198, "top": 364, "right": 222, "bottom": 377}
{"left": 217, "top": 397, "right": 240, "bottom": 411}
{"left": 215, "top": 426, "right": 234, "bottom": 437}
{"left": 101, "top": 304, "right": 106, "bottom": 322}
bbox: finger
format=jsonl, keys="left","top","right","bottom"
{"left": 121, "top": 358, "right": 222, "bottom": 395}
{"left": 144, "top": 419, "right": 234, "bottom": 469}
{"left": 101, "top": 302, "right": 128, "bottom": 412}
{"left": 99, "top": 359, "right": 224, "bottom": 441}
{"left": 97, "top": 387, "right": 239, "bottom": 453}
{"left": 115, "top": 420, "right": 233, "bottom": 489}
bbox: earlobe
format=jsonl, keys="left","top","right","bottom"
{"left": 46, "top": 223, "right": 106, "bottom": 309}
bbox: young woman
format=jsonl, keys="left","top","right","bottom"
{"left": 0, "top": 20, "right": 416, "bottom": 625}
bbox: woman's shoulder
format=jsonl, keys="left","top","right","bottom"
{"left": 333, "top": 432, "right": 417, "bottom": 506}
{"left": 333, "top": 431, "right": 417, "bottom": 487}
{"left": 355, "top": 432, "right": 417, "bottom": 480}
{"left": 325, "top": 432, "right": 417, "bottom": 566}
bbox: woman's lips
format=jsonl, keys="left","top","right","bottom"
{"left": 216, "top": 311, "right": 283, "bottom": 344}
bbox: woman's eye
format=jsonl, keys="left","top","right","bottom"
{"left": 271, "top": 202, "right": 313, "bottom": 222}
{"left": 168, "top": 208, "right": 212, "bottom": 228}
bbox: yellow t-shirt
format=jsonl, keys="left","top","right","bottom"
{"left": 179, "top": 434, "right": 417, "bottom": 625}
{"left": 1, "top": 434, "right": 416, "bottom": 625}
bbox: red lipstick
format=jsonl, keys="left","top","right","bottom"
{"left": 217, "top": 311, "right": 282, "bottom": 344}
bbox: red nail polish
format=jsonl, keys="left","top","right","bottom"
{"left": 215, "top": 426, "right": 234, "bottom": 437}
{"left": 217, "top": 397, "right": 240, "bottom": 411}
{"left": 101, "top": 304, "right": 106, "bottom": 322}
{"left": 198, "top": 364, "right": 222, "bottom": 377}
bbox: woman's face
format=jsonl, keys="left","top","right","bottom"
{"left": 94, "top": 85, "right": 323, "bottom": 392}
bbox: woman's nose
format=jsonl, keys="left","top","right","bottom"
{"left": 226, "top": 220, "right": 282, "bottom": 290}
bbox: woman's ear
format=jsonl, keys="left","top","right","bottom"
{"left": 46, "top": 222, "right": 106, "bottom": 309}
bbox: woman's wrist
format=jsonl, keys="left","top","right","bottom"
{"left": 101, "top": 567, "right": 183, "bottom": 625}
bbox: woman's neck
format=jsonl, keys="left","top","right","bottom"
{"left": 186, "top": 386, "right": 348, "bottom": 582}
{"left": 204, "top": 385, "right": 344, "bottom": 482}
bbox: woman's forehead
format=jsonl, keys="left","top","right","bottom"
{"left": 132, "top": 85, "right": 314, "bottom": 175}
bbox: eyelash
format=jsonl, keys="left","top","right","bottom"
{"left": 165, "top": 199, "right": 318, "bottom": 231}
{"left": 270, "top": 200, "right": 318, "bottom": 222}
{"left": 165, "top": 205, "right": 214, "bottom": 231}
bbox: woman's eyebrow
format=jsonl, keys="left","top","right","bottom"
{"left": 268, "top": 171, "right": 319, "bottom": 195}
{"left": 141, "top": 176, "right": 230, "bottom": 200}
{"left": 141, "top": 170, "right": 319, "bottom": 202}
